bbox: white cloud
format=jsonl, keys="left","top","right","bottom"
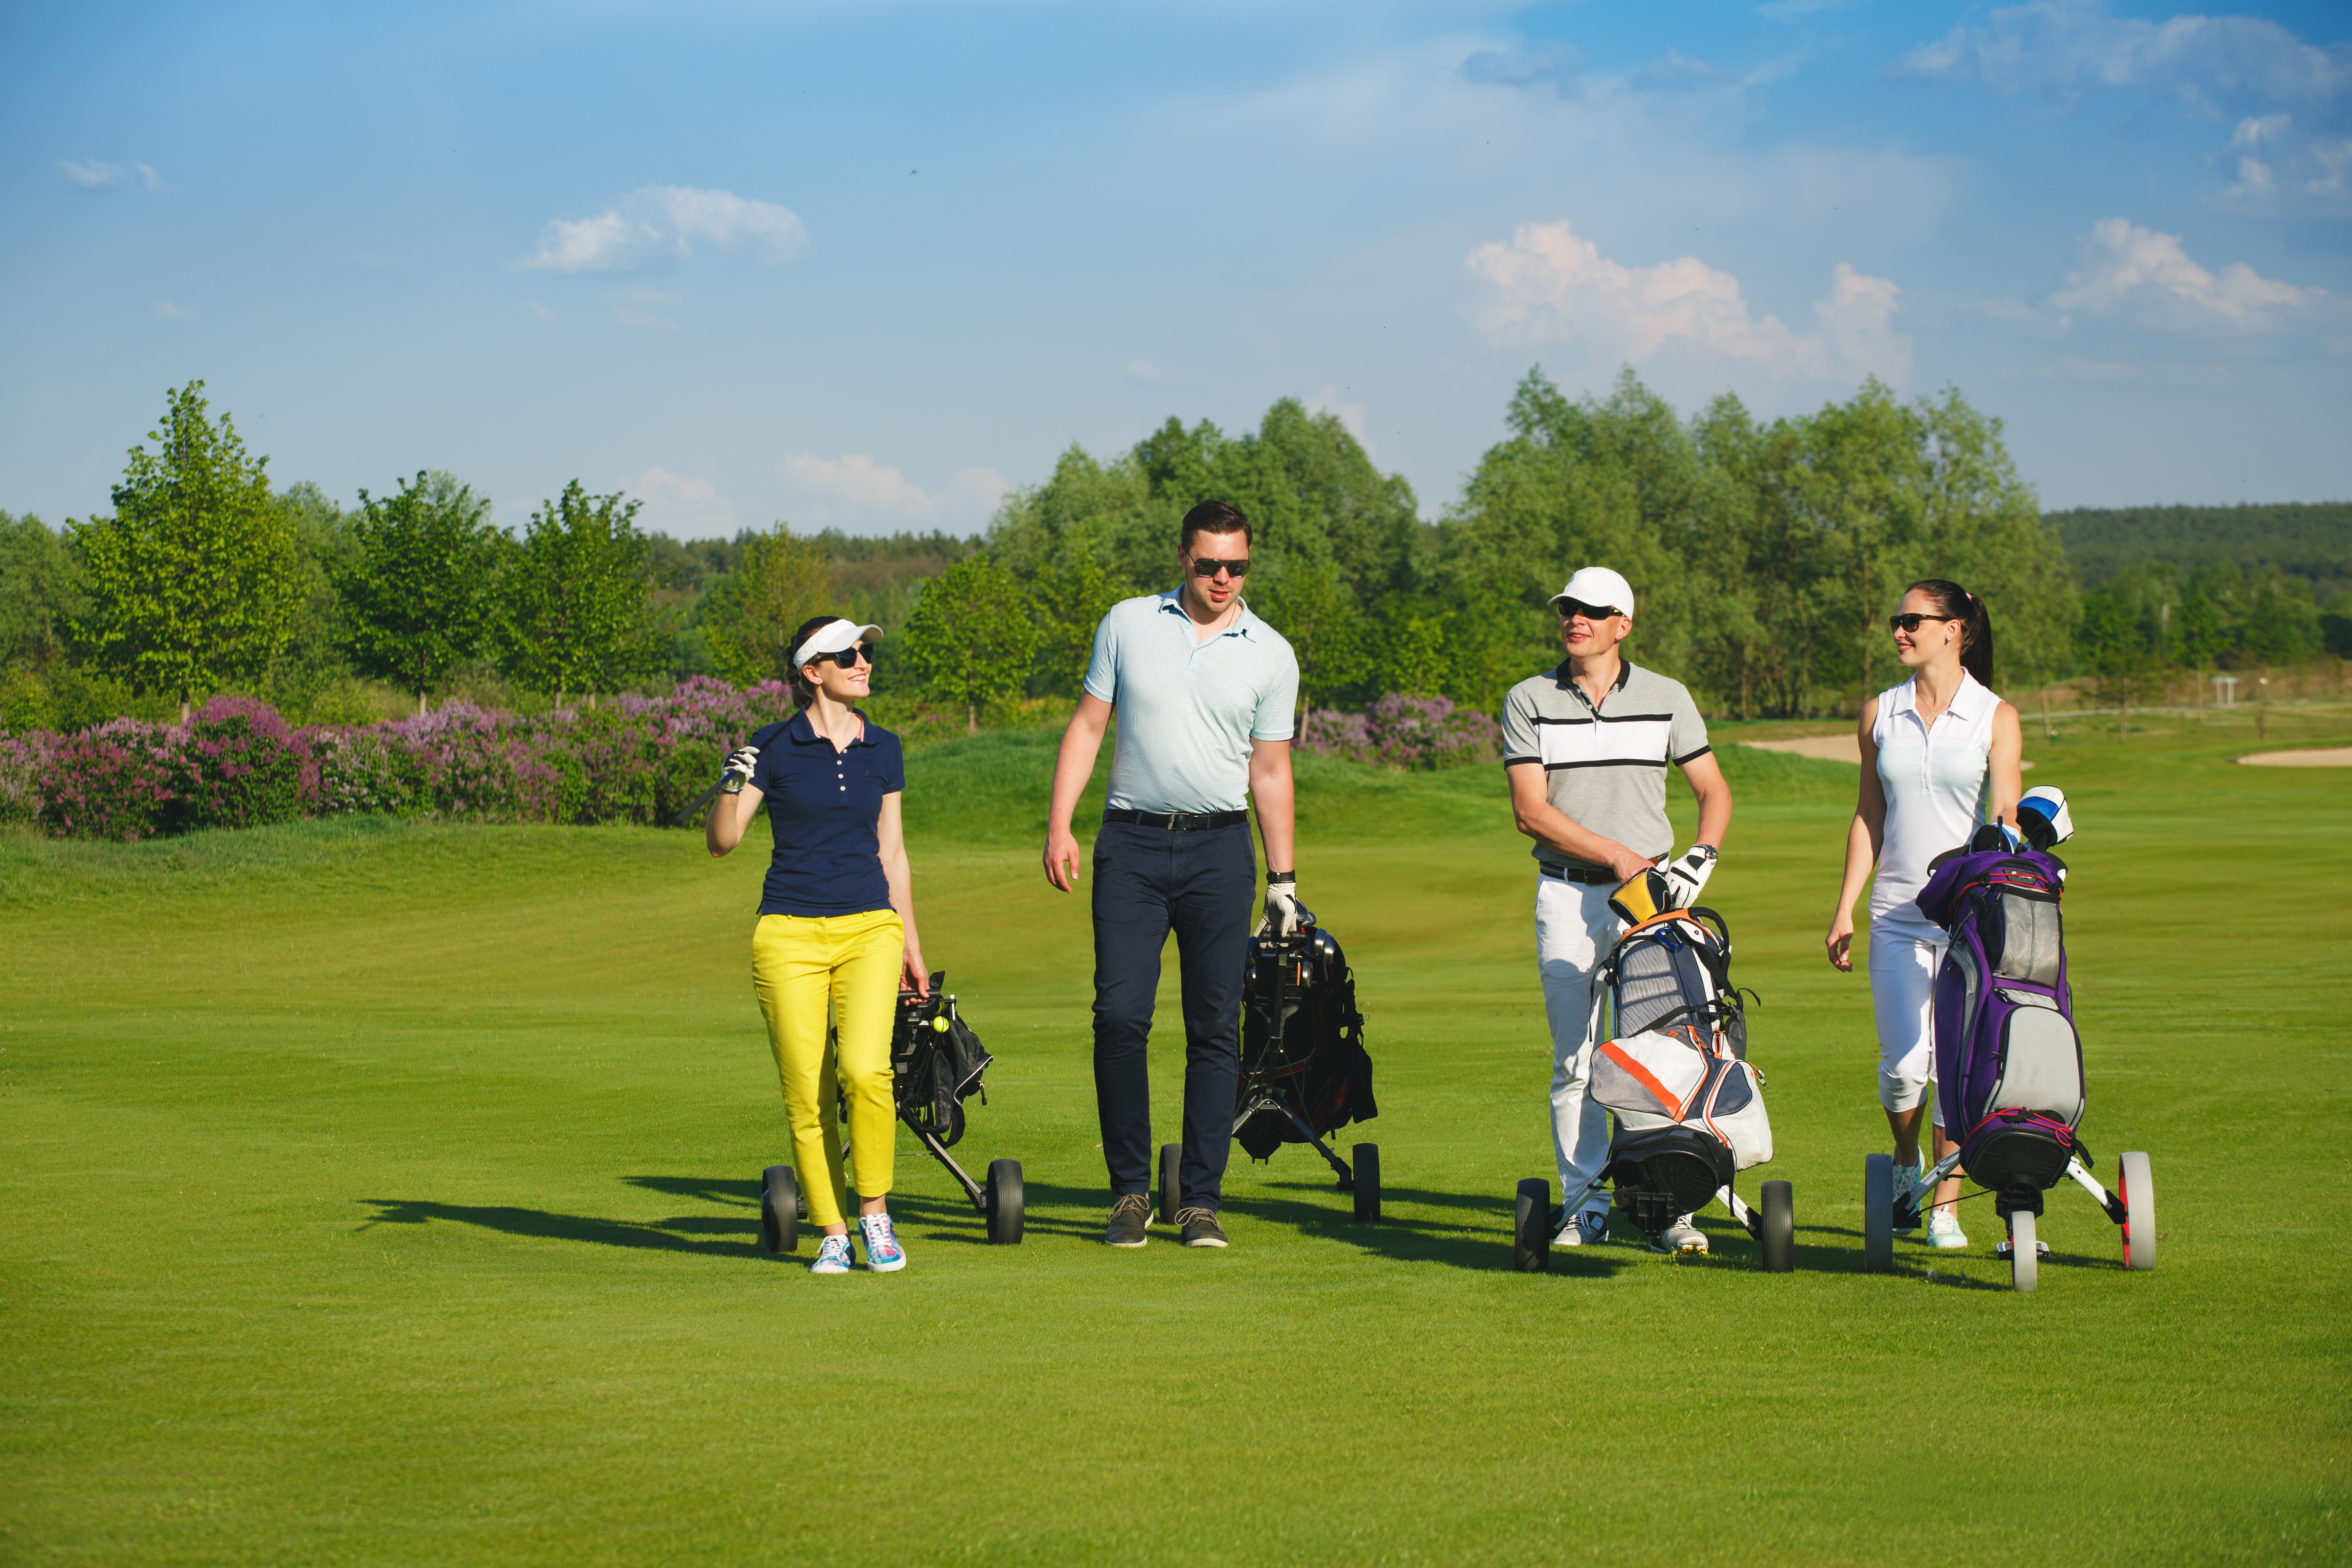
{"left": 134, "top": 162, "right": 159, "bottom": 191}
{"left": 610, "top": 286, "right": 679, "bottom": 330}
{"left": 523, "top": 301, "right": 556, "bottom": 323}
{"left": 152, "top": 300, "right": 194, "bottom": 320}
{"left": 520, "top": 185, "right": 810, "bottom": 272}
{"left": 628, "top": 468, "right": 737, "bottom": 538}
{"left": 780, "top": 454, "right": 1009, "bottom": 524}
{"left": 60, "top": 160, "right": 124, "bottom": 188}
{"left": 1467, "top": 219, "right": 1909, "bottom": 383}
{"left": 1306, "top": 386, "right": 1372, "bottom": 452}
{"left": 2051, "top": 218, "right": 2327, "bottom": 334}
{"left": 1894, "top": 2, "right": 2352, "bottom": 214}
{"left": 1126, "top": 359, "right": 1173, "bottom": 383}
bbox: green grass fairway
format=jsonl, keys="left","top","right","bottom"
{"left": 4, "top": 716, "right": 2349, "bottom": 1564}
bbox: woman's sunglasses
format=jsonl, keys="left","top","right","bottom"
{"left": 1889, "top": 613, "right": 1961, "bottom": 634}
{"left": 1189, "top": 556, "right": 1250, "bottom": 578}
{"left": 810, "top": 643, "right": 873, "bottom": 669}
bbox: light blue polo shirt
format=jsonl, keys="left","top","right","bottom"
{"left": 1083, "top": 589, "right": 1299, "bottom": 815}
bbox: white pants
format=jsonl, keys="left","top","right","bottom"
{"left": 1536, "top": 876, "right": 1619, "bottom": 1214}
{"left": 1868, "top": 917, "right": 1947, "bottom": 1122}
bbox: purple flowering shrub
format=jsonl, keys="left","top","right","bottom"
{"left": 1297, "top": 693, "right": 1500, "bottom": 771}
{"left": 6, "top": 675, "right": 800, "bottom": 839}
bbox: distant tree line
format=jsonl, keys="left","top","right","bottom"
{"left": 2, "top": 376, "right": 2346, "bottom": 739}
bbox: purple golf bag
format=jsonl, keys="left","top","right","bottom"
{"left": 1916, "top": 846, "right": 2084, "bottom": 1211}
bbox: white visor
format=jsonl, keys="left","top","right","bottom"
{"left": 792, "top": 619, "right": 884, "bottom": 669}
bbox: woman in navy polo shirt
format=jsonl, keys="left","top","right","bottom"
{"left": 706, "top": 614, "right": 928, "bottom": 1276}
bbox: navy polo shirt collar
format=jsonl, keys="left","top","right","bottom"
{"left": 784, "top": 708, "right": 878, "bottom": 747}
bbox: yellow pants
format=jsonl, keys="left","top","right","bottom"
{"left": 751, "top": 909, "right": 904, "bottom": 1229}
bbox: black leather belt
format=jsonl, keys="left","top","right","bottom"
{"left": 1104, "top": 808, "right": 1248, "bottom": 831}
{"left": 1542, "top": 863, "right": 1618, "bottom": 885}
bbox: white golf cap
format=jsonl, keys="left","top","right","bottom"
{"left": 791, "top": 618, "right": 884, "bottom": 668}
{"left": 1551, "top": 566, "right": 1635, "bottom": 619}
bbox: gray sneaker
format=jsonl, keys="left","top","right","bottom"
{"left": 1553, "top": 1209, "right": 1610, "bottom": 1247}
{"left": 1105, "top": 1193, "right": 1151, "bottom": 1248}
{"left": 1177, "top": 1207, "right": 1229, "bottom": 1248}
{"left": 1649, "top": 1215, "right": 1708, "bottom": 1255}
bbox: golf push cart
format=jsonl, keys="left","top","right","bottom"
{"left": 760, "top": 974, "right": 1025, "bottom": 1254}
{"left": 1163, "top": 910, "right": 1381, "bottom": 1224}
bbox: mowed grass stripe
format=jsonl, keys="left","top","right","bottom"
{"left": 2, "top": 719, "right": 2348, "bottom": 1564}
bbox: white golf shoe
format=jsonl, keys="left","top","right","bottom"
{"left": 1650, "top": 1216, "right": 1708, "bottom": 1255}
{"left": 1924, "top": 1207, "right": 1969, "bottom": 1250}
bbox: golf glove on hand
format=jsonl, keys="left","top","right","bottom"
{"left": 719, "top": 746, "right": 760, "bottom": 794}
{"left": 1262, "top": 878, "right": 1306, "bottom": 937}
{"left": 1663, "top": 846, "right": 1717, "bottom": 908}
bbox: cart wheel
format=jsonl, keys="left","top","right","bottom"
{"left": 2118, "top": 1151, "right": 2154, "bottom": 1271}
{"left": 1157, "top": 1143, "right": 1181, "bottom": 1227}
{"left": 1862, "top": 1154, "right": 1893, "bottom": 1274}
{"left": 1513, "top": 1178, "right": 1550, "bottom": 1273}
{"left": 761, "top": 1165, "right": 799, "bottom": 1255}
{"left": 2009, "top": 1209, "right": 2039, "bottom": 1292}
{"left": 985, "top": 1159, "right": 1025, "bottom": 1246}
{"left": 1760, "top": 1180, "right": 1795, "bottom": 1274}
{"left": 1351, "top": 1144, "right": 1381, "bottom": 1223}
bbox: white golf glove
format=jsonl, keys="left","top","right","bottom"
{"left": 719, "top": 746, "right": 761, "bottom": 794}
{"left": 1262, "top": 877, "right": 1306, "bottom": 937}
{"left": 1663, "top": 846, "right": 1718, "bottom": 908}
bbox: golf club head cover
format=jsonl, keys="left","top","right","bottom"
{"left": 1608, "top": 868, "right": 1675, "bottom": 926}
{"left": 2017, "top": 786, "right": 2074, "bottom": 851}
{"left": 1662, "top": 847, "right": 1717, "bottom": 909}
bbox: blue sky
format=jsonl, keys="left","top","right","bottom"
{"left": 4, "top": 1, "right": 2347, "bottom": 538}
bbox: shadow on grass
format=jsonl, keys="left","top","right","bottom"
{"left": 1222, "top": 1179, "right": 1631, "bottom": 1276}
{"left": 356, "top": 1198, "right": 764, "bottom": 1259}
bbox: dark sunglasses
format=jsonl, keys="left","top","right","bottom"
{"left": 1889, "top": 613, "right": 1961, "bottom": 634}
{"left": 809, "top": 642, "right": 873, "bottom": 669}
{"left": 1557, "top": 599, "right": 1622, "bottom": 622}
{"left": 1189, "top": 556, "right": 1250, "bottom": 578}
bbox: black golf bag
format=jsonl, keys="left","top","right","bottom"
{"left": 1227, "top": 917, "right": 1383, "bottom": 1220}
{"left": 890, "top": 979, "right": 993, "bottom": 1149}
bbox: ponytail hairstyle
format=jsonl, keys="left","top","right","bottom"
{"left": 1904, "top": 579, "right": 1995, "bottom": 689}
{"left": 785, "top": 613, "right": 843, "bottom": 708}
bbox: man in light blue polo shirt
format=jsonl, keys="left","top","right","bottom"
{"left": 1043, "top": 499, "right": 1301, "bottom": 1251}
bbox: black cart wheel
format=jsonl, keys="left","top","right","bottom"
{"left": 1513, "top": 1177, "right": 1551, "bottom": 1273}
{"left": 1157, "top": 1143, "right": 1181, "bottom": 1226}
{"left": 761, "top": 1164, "right": 799, "bottom": 1255}
{"left": 1863, "top": 1154, "right": 1893, "bottom": 1274}
{"left": 1760, "top": 1179, "right": 1794, "bottom": 1274}
{"left": 985, "top": 1159, "right": 1025, "bottom": 1246}
{"left": 1351, "top": 1144, "right": 1381, "bottom": 1223}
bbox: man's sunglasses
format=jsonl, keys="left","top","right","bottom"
{"left": 809, "top": 643, "right": 873, "bottom": 668}
{"left": 1189, "top": 556, "right": 1250, "bottom": 578}
{"left": 1557, "top": 599, "right": 1622, "bottom": 622}
{"left": 1889, "top": 613, "right": 1962, "bottom": 634}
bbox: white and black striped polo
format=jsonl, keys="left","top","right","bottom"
{"left": 1500, "top": 660, "right": 1711, "bottom": 874}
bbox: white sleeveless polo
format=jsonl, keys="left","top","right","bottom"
{"left": 1869, "top": 670, "right": 1998, "bottom": 930}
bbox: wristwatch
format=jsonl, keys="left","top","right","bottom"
{"left": 1689, "top": 845, "right": 1718, "bottom": 861}
{"left": 1267, "top": 871, "right": 1295, "bottom": 884}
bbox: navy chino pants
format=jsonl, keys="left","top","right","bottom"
{"left": 1090, "top": 817, "right": 1256, "bottom": 1212}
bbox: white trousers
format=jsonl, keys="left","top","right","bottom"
{"left": 1868, "top": 917, "right": 1947, "bottom": 1122}
{"left": 1536, "top": 876, "right": 1619, "bottom": 1214}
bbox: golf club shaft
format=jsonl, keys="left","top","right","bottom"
{"left": 672, "top": 776, "right": 730, "bottom": 828}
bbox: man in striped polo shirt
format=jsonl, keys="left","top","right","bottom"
{"left": 1500, "top": 567, "right": 1733, "bottom": 1254}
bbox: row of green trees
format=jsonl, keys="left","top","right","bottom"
{"left": 6, "top": 373, "right": 2343, "bottom": 739}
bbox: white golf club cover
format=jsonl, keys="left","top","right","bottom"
{"left": 1663, "top": 847, "right": 1716, "bottom": 908}
{"left": 2019, "top": 785, "right": 2074, "bottom": 846}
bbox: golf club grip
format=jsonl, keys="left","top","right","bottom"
{"left": 673, "top": 776, "right": 730, "bottom": 827}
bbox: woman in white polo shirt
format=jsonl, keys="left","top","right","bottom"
{"left": 1824, "top": 579, "right": 2023, "bottom": 1251}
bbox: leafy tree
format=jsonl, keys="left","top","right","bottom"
{"left": 900, "top": 552, "right": 1037, "bottom": 733}
{"left": 70, "top": 382, "right": 297, "bottom": 718}
{"left": 1254, "top": 559, "right": 1369, "bottom": 715}
{"left": 499, "top": 481, "right": 655, "bottom": 706}
{"left": 1029, "top": 530, "right": 1125, "bottom": 698}
{"left": 699, "top": 523, "right": 835, "bottom": 687}
{"left": 338, "top": 472, "right": 501, "bottom": 713}
{"left": 0, "top": 511, "right": 86, "bottom": 670}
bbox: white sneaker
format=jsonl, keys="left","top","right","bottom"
{"left": 1553, "top": 1209, "right": 1610, "bottom": 1247}
{"left": 1891, "top": 1164, "right": 1922, "bottom": 1233}
{"left": 1650, "top": 1216, "right": 1708, "bottom": 1255}
{"left": 809, "top": 1235, "right": 853, "bottom": 1274}
{"left": 1924, "top": 1207, "right": 1968, "bottom": 1250}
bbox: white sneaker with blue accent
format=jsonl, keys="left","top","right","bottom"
{"left": 1553, "top": 1208, "right": 1610, "bottom": 1247}
{"left": 809, "top": 1235, "right": 854, "bottom": 1275}
{"left": 859, "top": 1212, "right": 907, "bottom": 1273}
{"left": 1924, "top": 1207, "right": 1969, "bottom": 1250}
